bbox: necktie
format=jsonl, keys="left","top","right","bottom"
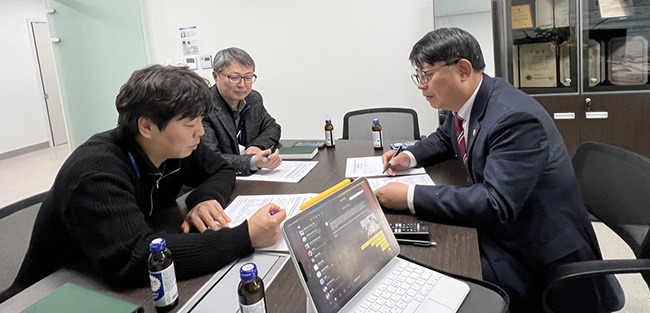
{"left": 454, "top": 113, "right": 467, "bottom": 165}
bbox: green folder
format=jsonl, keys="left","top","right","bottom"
{"left": 22, "top": 283, "right": 144, "bottom": 313}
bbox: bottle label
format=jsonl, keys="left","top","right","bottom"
{"left": 149, "top": 262, "right": 178, "bottom": 307}
{"left": 372, "top": 131, "right": 382, "bottom": 148}
{"left": 325, "top": 130, "right": 334, "bottom": 146}
{"left": 240, "top": 298, "right": 266, "bottom": 313}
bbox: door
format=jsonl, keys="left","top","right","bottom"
{"left": 534, "top": 96, "right": 582, "bottom": 156}
{"left": 30, "top": 21, "right": 68, "bottom": 146}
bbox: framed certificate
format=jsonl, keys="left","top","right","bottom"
{"left": 554, "top": 0, "right": 570, "bottom": 28}
{"left": 512, "top": 5, "right": 533, "bottom": 29}
{"left": 608, "top": 36, "right": 648, "bottom": 86}
{"left": 519, "top": 42, "right": 558, "bottom": 88}
{"left": 536, "top": 0, "right": 554, "bottom": 29}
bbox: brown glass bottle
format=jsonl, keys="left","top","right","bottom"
{"left": 372, "top": 118, "right": 383, "bottom": 149}
{"left": 238, "top": 262, "right": 267, "bottom": 313}
{"left": 324, "top": 119, "right": 335, "bottom": 147}
{"left": 148, "top": 238, "right": 179, "bottom": 313}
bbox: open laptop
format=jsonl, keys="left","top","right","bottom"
{"left": 281, "top": 177, "right": 470, "bottom": 313}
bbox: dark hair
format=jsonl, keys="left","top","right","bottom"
{"left": 115, "top": 65, "right": 212, "bottom": 136}
{"left": 409, "top": 27, "right": 486, "bottom": 71}
{"left": 212, "top": 47, "right": 255, "bottom": 73}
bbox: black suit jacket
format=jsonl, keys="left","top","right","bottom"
{"left": 202, "top": 86, "right": 281, "bottom": 175}
{"left": 408, "top": 74, "right": 623, "bottom": 312}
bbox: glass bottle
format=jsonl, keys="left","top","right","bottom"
{"left": 148, "top": 238, "right": 179, "bottom": 313}
{"left": 238, "top": 262, "right": 267, "bottom": 313}
{"left": 372, "top": 118, "right": 383, "bottom": 149}
{"left": 324, "top": 119, "right": 335, "bottom": 147}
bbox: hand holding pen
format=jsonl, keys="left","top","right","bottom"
{"left": 255, "top": 146, "right": 281, "bottom": 170}
{"left": 382, "top": 144, "right": 404, "bottom": 174}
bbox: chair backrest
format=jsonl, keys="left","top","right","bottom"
{"left": 342, "top": 107, "right": 421, "bottom": 141}
{"left": 572, "top": 142, "right": 650, "bottom": 285}
{"left": 0, "top": 192, "right": 46, "bottom": 292}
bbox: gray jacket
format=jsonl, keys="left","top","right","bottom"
{"left": 202, "top": 86, "right": 281, "bottom": 175}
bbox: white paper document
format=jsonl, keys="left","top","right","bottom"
{"left": 225, "top": 193, "right": 317, "bottom": 252}
{"left": 236, "top": 161, "right": 318, "bottom": 183}
{"left": 366, "top": 174, "right": 435, "bottom": 190}
{"left": 345, "top": 156, "right": 426, "bottom": 178}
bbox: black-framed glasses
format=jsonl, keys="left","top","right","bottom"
{"left": 410, "top": 58, "right": 461, "bottom": 86}
{"left": 220, "top": 72, "right": 257, "bottom": 85}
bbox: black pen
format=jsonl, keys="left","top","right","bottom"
{"left": 267, "top": 145, "right": 276, "bottom": 159}
{"left": 382, "top": 144, "right": 404, "bottom": 174}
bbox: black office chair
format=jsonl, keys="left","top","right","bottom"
{"left": 0, "top": 192, "right": 47, "bottom": 293}
{"left": 342, "top": 107, "right": 421, "bottom": 141}
{"left": 541, "top": 142, "right": 650, "bottom": 312}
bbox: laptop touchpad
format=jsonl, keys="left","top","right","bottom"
{"left": 417, "top": 299, "right": 453, "bottom": 313}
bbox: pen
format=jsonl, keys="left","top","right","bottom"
{"left": 299, "top": 178, "right": 353, "bottom": 210}
{"left": 270, "top": 209, "right": 280, "bottom": 215}
{"left": 382, "top": 145, "right": 404, "bottom": 174}
{"left": 396, "top": 239, "right": 436, "bottom": 247}
{"left": 267, "top": 145, "right": 276, "bottom": 159}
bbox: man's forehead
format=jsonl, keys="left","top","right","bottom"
{"left": 222, "top": 62, "right": 254, "bottom": 73}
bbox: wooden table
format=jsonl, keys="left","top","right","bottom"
{"left": 263, "top": 140, "right": 480, "bottom": 312}
{"left": 0, "top": 140, "right": 480, "bottom": 313}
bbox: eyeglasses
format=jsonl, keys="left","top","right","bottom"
{"left": 410, "top": 58, "right": 461, "bottom": 86}
{"left": 220, "top": 72, "right": 257, "bottom": 85}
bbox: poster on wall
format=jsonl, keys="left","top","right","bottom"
{"left": 179, "top": 26, "right": 199, "bottom": 56}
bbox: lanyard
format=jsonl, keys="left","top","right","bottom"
{"left": 127, "top": 151, "right": 140, "bottom": 178}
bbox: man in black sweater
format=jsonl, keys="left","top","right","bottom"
{"left": 0, "top": 65, "right": 286, "bottom": 303}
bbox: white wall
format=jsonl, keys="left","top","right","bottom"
{"left": 436, "top": 11, "right": 495, "bottom": 76}
{"left": 435, "top": 1, "right": 494, "bottom": 77}
{"left": 0, "top": 0, "right": 51, "bottom": 154}
{"left": 140, "top": 0, "right": 439, "bottom": 140}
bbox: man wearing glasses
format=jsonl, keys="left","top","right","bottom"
{"left": 202, "top": 47, "right": 282, "bottom": 176}
{"left": 374, "top": 28, "right": 623, "bottom": 313}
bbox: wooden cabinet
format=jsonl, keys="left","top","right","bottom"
{"left": 535, "top": 94, "right": 650, "bottom": 157}
{"left": 492, "top": 0, "right": 650, "bottom": 157}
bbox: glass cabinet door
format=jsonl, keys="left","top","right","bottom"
{"left": 582, "top": 0, "right": 650, "bottom": 92}
{"left": 508, "top": 0, "right": 579, "bottom": 94}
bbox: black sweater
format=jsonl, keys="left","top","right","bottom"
{"left": 1, "top": 128, "right": 253, "bottom": 302}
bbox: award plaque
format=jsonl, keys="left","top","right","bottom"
{"left": 608, "top": 36, "right": 648, "bottom": 86}
{"left": 587, "top": 39, "right": 604, "bottom": 87}
{"left": 559, "top": 41, "right": 572, "bottom": 87}
{"left": 513, "top": 45, "right": 520, "bottom": 88}
{"left": 519, "top": 42, "right": 558, "bottom": 88}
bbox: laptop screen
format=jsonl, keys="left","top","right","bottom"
{"left": 282, "top": 177, "right": 400, "bottom": 313}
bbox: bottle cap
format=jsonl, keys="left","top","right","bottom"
{"left": 240, "top": 262, "right": 258, "bottom": 283}
{"left": 373, "top": 118, "right": 380, "bottom": 124}
{"left": 149, "top": 238, "right": 166, "bottom": 253}
{"left": 325, "top": 119, "right": 331, "bottom": 124}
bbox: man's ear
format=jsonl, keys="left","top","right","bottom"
{"left": 457, "top": 59, "right": 474, "bottom": 80}
{"left": 137, "top": 116, "right": 156, "bottom": 139}
{"left": 212, "top": 71, "right": 219, "bottom": 83}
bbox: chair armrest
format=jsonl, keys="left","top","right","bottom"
{"left": 546, "top": 259, "right": 650, "bottom": 282}
{"left": 542, "top": 258, "right": 650, "bottom": 312}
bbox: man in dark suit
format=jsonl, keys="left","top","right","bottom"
{"left": 374, "top": 28, "right": 624, "bottom": 313}
{"left": 202, "top": 47, "right": 282, "bottom": 176}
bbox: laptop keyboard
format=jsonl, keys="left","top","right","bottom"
{"left": 354, "top": 261, "right": 447, "bottom": 313}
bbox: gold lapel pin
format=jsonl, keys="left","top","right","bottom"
{"left": 472, "top": 129, "right": 477, "bottom": 136}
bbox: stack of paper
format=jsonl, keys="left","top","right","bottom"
{"left": 345, "top": 156, "right": 435, "bottom": 189}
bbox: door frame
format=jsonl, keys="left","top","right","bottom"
{"left": 28, "top": 19, "right": 68, "bottom": 146}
